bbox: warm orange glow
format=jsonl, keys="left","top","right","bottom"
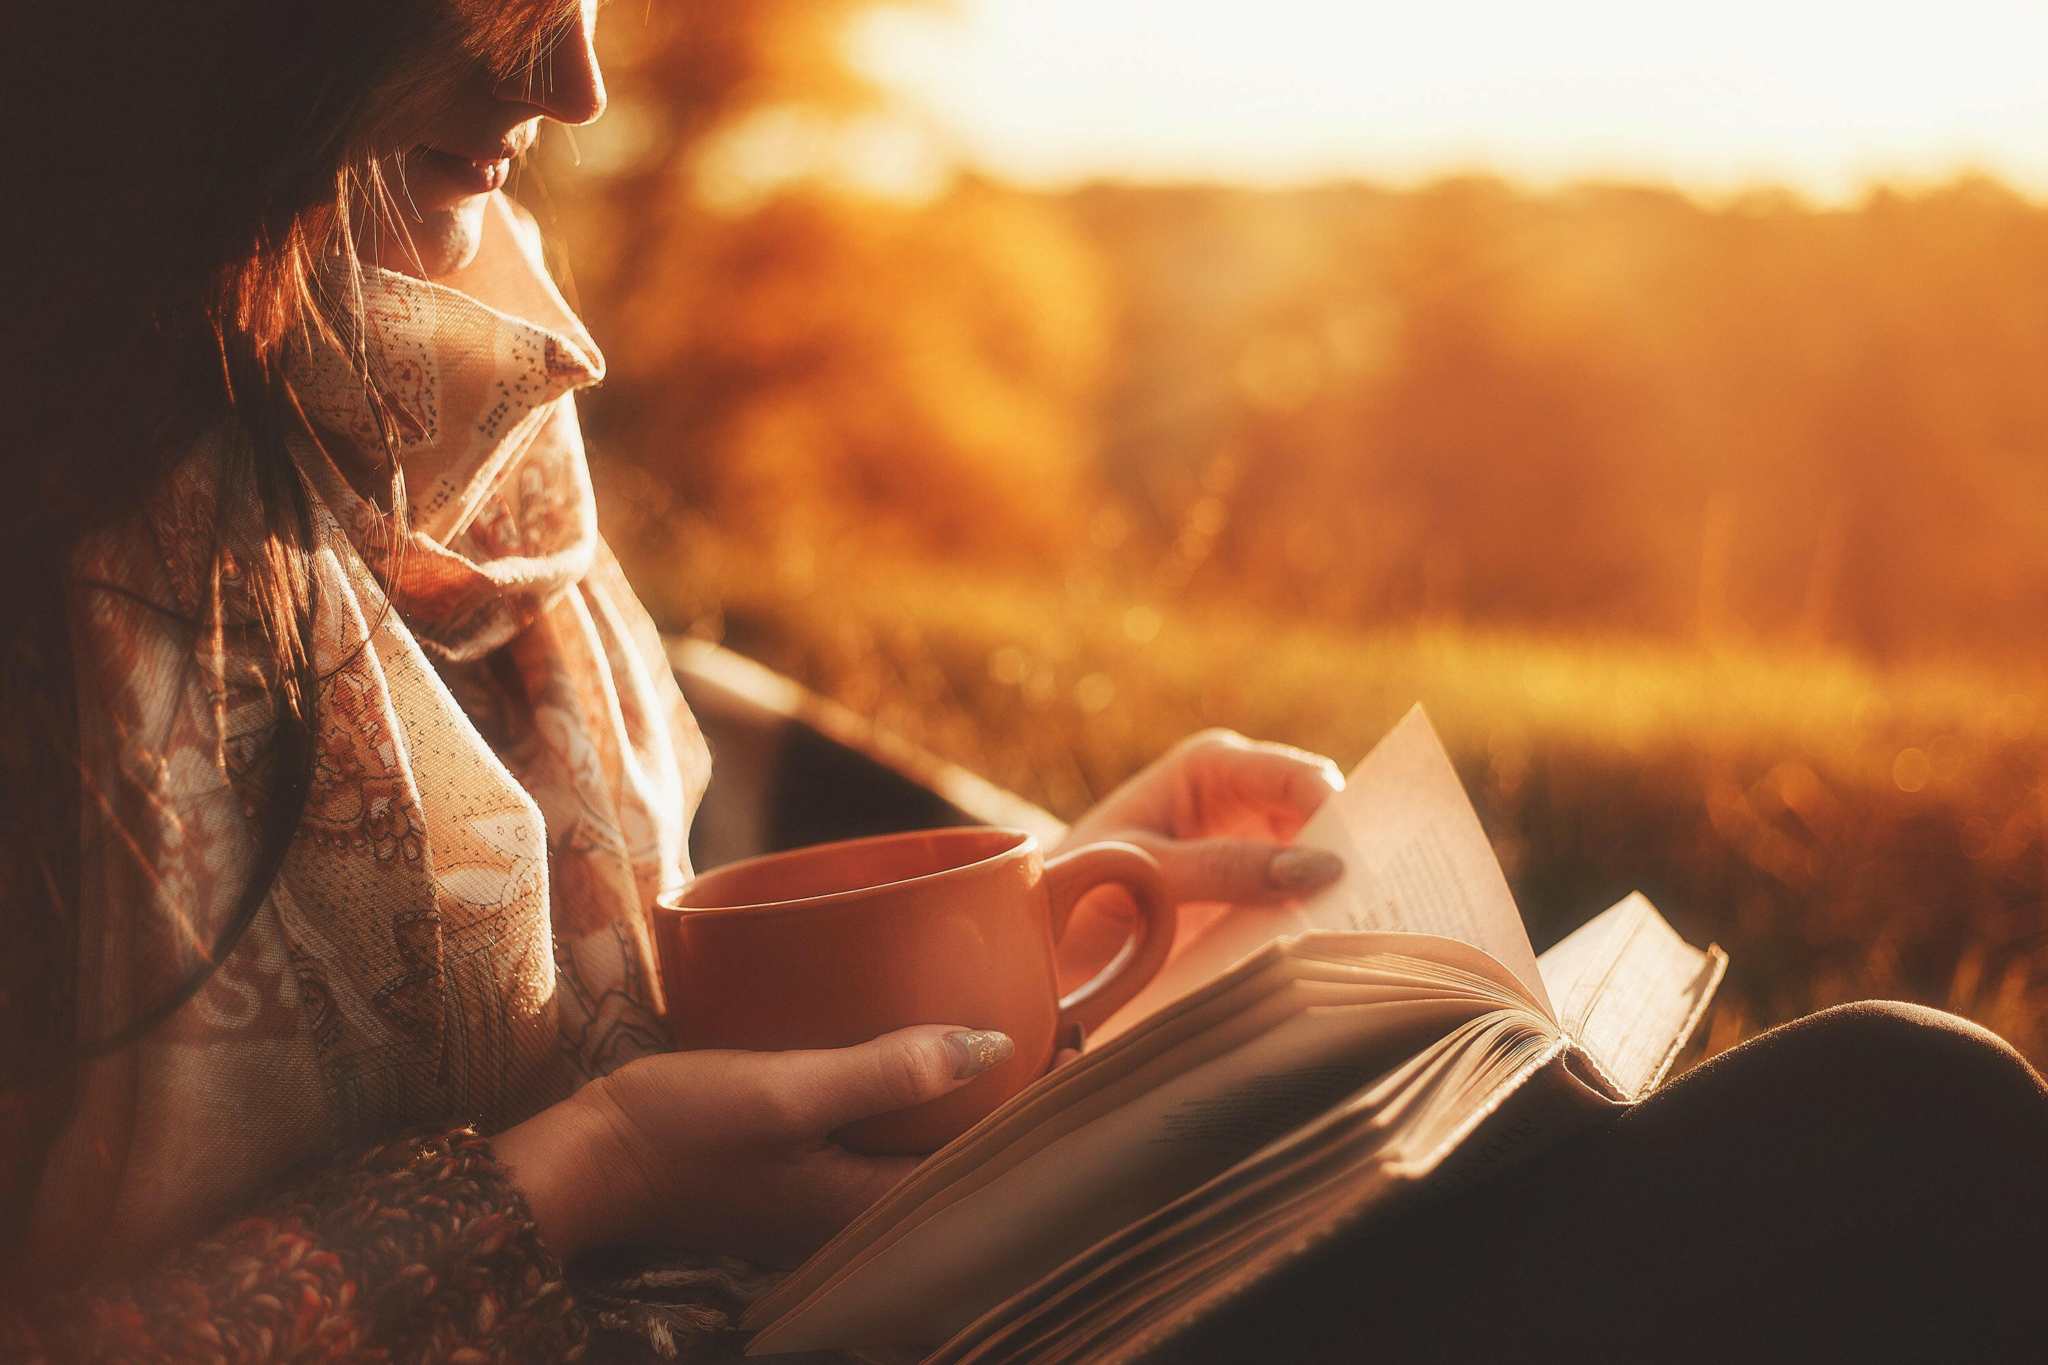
{"left": 557, "top": 3, "right": 2048, "bottom": 1069}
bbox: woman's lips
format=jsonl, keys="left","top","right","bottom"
{"left": 414, "top": 145, "right": 510, "bottom": 195}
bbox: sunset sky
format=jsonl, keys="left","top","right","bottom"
{"left": 853, "top": 0, "right": 2048, "bottom": 200}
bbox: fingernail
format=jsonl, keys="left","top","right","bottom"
{"left": 944, "top": 1030, "right": 1015, "bottom": 1079}
{"left": 1268, "top": 846, "right": 1344, "bottom": 891}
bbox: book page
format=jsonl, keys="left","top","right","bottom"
{"left": 747, "top": 990, "right": 1492, "bottom": 1355}
{"left": 929, "top": 1021, "right": 1596, "bottom": 1365}
{"left": 1294, "top": 708, "right": 1548, "bottom": 1012}
{"left": 929, "top": 1029, "right": 1496, "bottom": 1365}
{"left": 1536, "top": 892, "right": 1727, "bottom": 1098}
{"left": 1103, "top": 706, "right": 1550, "bottom": 1036}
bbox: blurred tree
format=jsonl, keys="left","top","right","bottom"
{"left": 1064, "top": 175, "right": 2048, "bottom": 663}
{"left": 529, "top": 2, "right": 1108, "bottom": 570}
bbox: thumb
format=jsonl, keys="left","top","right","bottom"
{"left": 787, "top": 1025, "right": 1016, "bottom": 1135}
{"left": 1129, "top": 834, "right": 1345, "bottom": 908}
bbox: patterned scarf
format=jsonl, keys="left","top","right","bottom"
{"left": 34, "top": 195, "right": 709, "bottom": 1275}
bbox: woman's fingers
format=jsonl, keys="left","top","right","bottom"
{"left": 776, "top": 1024, "right": 1016, "bottom": 1136}
{"left": 1061, "top": 731, "right": 1345, "bottom": 851}
{"left": 1126, "top": 833, "right": 1345, "bottom": 908}
{"left": 1177, "top": 731, "right": 1346, "bottom": 839}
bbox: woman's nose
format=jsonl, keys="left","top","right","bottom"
{"left": 494, "top": 0, "right": 607, "bottom": 127}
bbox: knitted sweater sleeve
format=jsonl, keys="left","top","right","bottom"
{"left": 0, "top": 1125, "right": 588, "bottom": 1363}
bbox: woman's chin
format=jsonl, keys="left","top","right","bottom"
{"left": 370, "top": 199, "right": 489, "bottom": 280}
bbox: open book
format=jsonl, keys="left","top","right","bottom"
{"left": 744, "top": 707, "right": 1725, "bottom": 1362}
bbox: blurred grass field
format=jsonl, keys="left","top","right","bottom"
{"left": 609, "top": 492, "right": 2048, "bottom": 1069}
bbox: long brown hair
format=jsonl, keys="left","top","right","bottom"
{"left": 1, "top": 0, "right": 587, "bottom": 1086}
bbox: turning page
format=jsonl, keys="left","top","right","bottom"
{"left": 1100, "top": 706, "right": 1549, "bottom": 1039}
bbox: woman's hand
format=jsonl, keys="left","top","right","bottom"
{"left": 1061, "top": 727, "right": 1346, "bottom": 904}
{"left": 492, "top": 1025, "right": 1013, "bottom": 1266}
{"left": 1054, "top": 729, "right": 1346, "bottom": 984}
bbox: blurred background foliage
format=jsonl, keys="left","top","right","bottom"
{"left": 532, "top": 3, "right": 2048, "bottom": 1063}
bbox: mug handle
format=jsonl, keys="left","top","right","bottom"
{"left": 1044, "top": 840, "right": 1177, "bottom": 1038}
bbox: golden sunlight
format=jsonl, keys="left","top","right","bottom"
{"left": 854, "top": 0, "right": 2048, "bottom": 199}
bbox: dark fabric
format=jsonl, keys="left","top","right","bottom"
{"left": 1174, "top": 1001, "right": 2048, "bottom": 1363}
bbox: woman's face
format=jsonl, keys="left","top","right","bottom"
{"left": 368, "top": 0, "right": 606, "bottom": 278}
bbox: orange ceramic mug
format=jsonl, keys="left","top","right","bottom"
{"left": 654, "top": 826, "right": 1175, "bottom": 1154}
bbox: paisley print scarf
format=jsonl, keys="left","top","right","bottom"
{"left": 33, "top": 194, "right": 709, "bottom": 1274}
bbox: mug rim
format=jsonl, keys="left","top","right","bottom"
{"left": 657, "top": 825, "right": 1039, "bottom": 920}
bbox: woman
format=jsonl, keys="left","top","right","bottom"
{"left": 4, "top": 2, "right": 2045, "bottom": 1361}
{"left": 2, "top": 1, "right": 1348, "bottom": 1356}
